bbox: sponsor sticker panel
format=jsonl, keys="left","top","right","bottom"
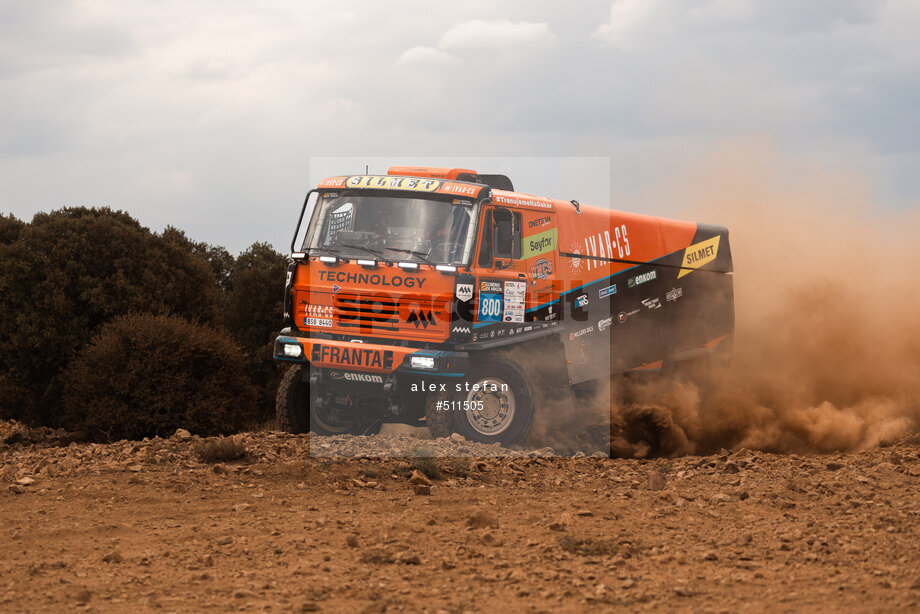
{"left": 503, "top": 281, "right": 526, "bottom": 323}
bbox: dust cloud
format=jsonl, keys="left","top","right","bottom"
{"left": 535, "top": 145, "right": 920, "bottom": 456}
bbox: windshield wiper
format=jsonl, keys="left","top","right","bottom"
{"left": 385, "top": 247, "right": 435, "bottom": 266}
{"left": 340, "top": 244, "right": 389, "bottom": 261}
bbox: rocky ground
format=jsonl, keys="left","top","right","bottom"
{"left": 2, "top": 421, "right": 920, "bottom": 613}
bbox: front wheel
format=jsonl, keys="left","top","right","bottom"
{"left": 276, "top": 365, "right": 377, "bottom": 435}
{"left": 426, "top": 358, "right": 536, "bottom": 446}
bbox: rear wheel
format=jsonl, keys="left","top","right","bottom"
{"left": 426, "top": 358, "right": 536, "bottom": 446}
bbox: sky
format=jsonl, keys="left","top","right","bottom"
{"left": 1, "top": 0, "right": 918, "bottom": 254}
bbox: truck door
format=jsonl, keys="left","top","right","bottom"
{"left": 470, "top": 207, "right": 529, "bottom": 341}
{"left": 469, "top": 207, "right": 562, "bottom": 342}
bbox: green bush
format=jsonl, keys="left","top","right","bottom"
{"left": 60, "top": 314, "right": 258, "bottom": 440}
{"left": 0, "top": 207, "right": 220, "bottom": 423}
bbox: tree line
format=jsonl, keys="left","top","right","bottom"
{"left": 0, "top": 207, "right": 288, "bottom": 440}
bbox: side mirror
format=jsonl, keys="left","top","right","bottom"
{"left": 493, "top": 208, "right": 513, "bottom": 260}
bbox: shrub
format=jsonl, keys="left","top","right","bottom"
{"left": 60, "top": 314, "right": 258, "bottom": 440}
{"left": 194, "top": 437, "right": 249, "bottom": 463}
{"left": 224, "top": 242, "right": 288, "bottom": 418}
{"left": 410, "top": 445, "right": 443, "bottom": 480}
{"left": 0, "top": 207, "right": 220, "bottom": 424}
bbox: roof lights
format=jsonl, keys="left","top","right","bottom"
{"left": 397, "top": 262, "right": 419, "bottom": 270}
{"left": 435, "top": 265, "right": 457, "bottom": 273}
{"left": 318, "top": 256, "right": 338, "bottom": 264}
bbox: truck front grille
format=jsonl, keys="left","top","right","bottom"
{"left": 333, "top": 293, "right": 400, "bottom": 330}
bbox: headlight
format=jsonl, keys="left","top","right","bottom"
{"left": 409, "top": 356, "right": 435, "bottom": 370}
{"left": 283, "top": 344, "right": 303, "bottom": 358}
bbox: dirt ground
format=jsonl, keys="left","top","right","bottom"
{"left": 2, "top": 427, "right": 920, "bottom": 613}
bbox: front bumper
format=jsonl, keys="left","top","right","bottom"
{"left": 273, "top": 336, "right": 468, "bottom": 378}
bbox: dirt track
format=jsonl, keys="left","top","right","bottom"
{"left": 2, "top": 427, "right": 920, "bottom": 613}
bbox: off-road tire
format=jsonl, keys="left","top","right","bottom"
{"left": 446, "top": 357, "right": 536, "bottom": 446}
{"left": 276, "top": 364, "right": 310, "bottom": 434}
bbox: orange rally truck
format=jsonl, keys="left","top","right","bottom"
{"left": 273, "top": 167, "right": 733, "bottom": 445}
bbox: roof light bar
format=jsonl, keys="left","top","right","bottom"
{"left": 290, "top": 252, "right": 306, "bottom": 260}
{"left": 356, "top": 259, "right": 377, "bottom": 267}
{"left": 397, "top": 262, "right": 419, "bottom": 270}
{"left": 435, "top": 265, "right": 457, "bottom": 273}
{"left": 318, "top": 256, "right": 338, "bottom": 264}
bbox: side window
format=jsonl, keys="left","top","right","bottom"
{"left": 478, "top": 209, "right": 522, "bottom": 267}
{"left": 513, "top": 211, "right": 522, "bottom": 259}
{"left": 478, "top": 209, "right": 493, "bottom": 267}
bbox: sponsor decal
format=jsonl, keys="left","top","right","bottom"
{"left": 522, "top": 228, "right": 557, "bottom": 260}
{"left": 599, "top": 284, "right": 617, "bottom": 299}
{"left": 323, "top": 192, "right": 340, "bottom": 199}
{"left": 627, "top": 270, "right": 657, "bottom": 288}
{"left": 582, "top": 225, "right": 630, "bottom": 271}
{"left": 472, "top": 333, "right": 478, "bottom": 341}
{"left": 319, "top": 270, "right": 428, "bottom": 289}
{"left": 329, "top": 371, "right": 384, "bottom": 384}
{"left": 478, "top": 292, "right": 503, "bottom": 322}
{"left": 455, "top": 283, "right": 474, "bottom": 302}
{"left": 528, "top": 215, "right": 551, "bottom": 229}
{"left": 494, "top": 194, "right": 554, "bottom": 209}
{"left": 568, "top": 242, "right": 583, "bottom": 274}
{"left": 641, "top": 297, "right": 662, "bottom": 310}
{"left": 332, "top": 284, "right": 341, "bottom": 294}
{"left": 503, "top": 281, "right": 526, "bottom": 323}
{"left": 438, "top": 182, "right": 478, "bottom": 197}
{"left": 490, "top": 330, "right": 496, "bottom": 338}
{"left": 496, "top": 329, "right": 506, "bottom": 337}
{"left": 535, "top": 283, "right": 553, "bottom": 295}
{"left": 569, "top": 325, "right": 594, "bottom": 340}
{"left": 531, "top": 258, "right": 553, "bottom": 280}
{"left": 318, "top": 177, "right": 347, "bottom": 189}
{"left": 666, "top": 287, "right": 683, "bottom": 302}
{"left": 575, "top": 294, "right": 589, "bottom": 309}
{"left": 406, "top": 310, "right": 435, "bottom": 328}
{"left": 311, "top": 345, "right": 394, "bottom": 370}
{"left": 452, "top": 326, "right": 471, "bottom": 334}
{"left": 480, "top": 280, "right": 502, "bottom": 293}
{"left": 678, "top": 235, "right": 721, "bottom": 278}
{"left": 598, "top": 317, "right": 613, "bottom": 331}
{"left": 304, "top": 317, "right": 332, "bottom": 327}
{"left": 345, "top": 175, "right": 440, "bottom": 192}
{"left": 305, "top": 304, "right": 333, "bottom": 317}
{"left": 523, "top": 325, "right": 533, "bottom": 332}
{"left": 617, "top": 308, "right": 640, "bottom": 324}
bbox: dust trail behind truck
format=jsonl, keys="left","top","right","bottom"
{"left": 273, "top": 166, "right": 733, "bottom": 447}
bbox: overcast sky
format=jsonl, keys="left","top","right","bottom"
{"left": 1, "top": 0, "right": 917, "bottom": 253}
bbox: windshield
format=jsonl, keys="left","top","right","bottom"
{"left": 303, "top": 191, "right": 477, "bottom": 265}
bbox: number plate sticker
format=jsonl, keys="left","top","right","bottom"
{"left": 478, "top": 293, "right": 503, "bottom": 322}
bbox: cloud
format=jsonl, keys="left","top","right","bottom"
{"left": 0, "top": 1, "right": 917, "bottom": 255}
{"left": 438, "top": 19, "right": 554, "bottom": 49}
{"left": 395, "top": 46, "right": 457, "bottom": 67}
{"left": 592, "top": 0, "right": 658, "bottom": 47}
